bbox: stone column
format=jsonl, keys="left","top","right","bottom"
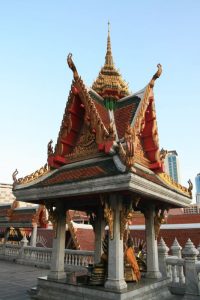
{"left": 105, "top": 194, "right": 127, "bottom": 291}
{"left": 158, "top": 237, "right": 169, "bottom": 278}
{"left": 94, "top": 208, "right": 105, "bottom": 265}
{"left": 30, "top": 223, "right": 37, "bottom": 247}
{"left": 48, "top": 203, "right": 66, "bottom": 280}
{"left": 145, "top": 205, "right": 162, "bottom": 279}
{"left": 182, "top": 239, "right": 200, "bottom": 298}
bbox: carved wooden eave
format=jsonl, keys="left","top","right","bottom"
{"left": 48, "top": 54, "right": 116, "bottom": 169}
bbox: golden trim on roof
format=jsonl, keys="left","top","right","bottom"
{"left": 13, "top": 164, "right": 50, "bottom": 186}
{"left": 158, "top": 172, "right": 192, "bottom": 198}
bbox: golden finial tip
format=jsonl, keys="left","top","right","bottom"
{"left": 108, "top": 21, "right": 111, "bottom": 34}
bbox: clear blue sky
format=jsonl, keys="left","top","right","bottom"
{"left": 0, "top": 1, "right": 199, "bottom": 198}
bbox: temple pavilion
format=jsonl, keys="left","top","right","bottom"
{"left": 13, "top": 25, "right": 192, "bottom": 299}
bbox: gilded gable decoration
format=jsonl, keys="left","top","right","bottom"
{"left": 118, "top": 125, "right": 136, "bottom": 170}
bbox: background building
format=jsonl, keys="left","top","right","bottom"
{"left": 164, "top": 150, "right": 180, "bottom": 183}
{"left": 0, "top": 183, "right": 15, "bottom": 204}
{"left": 195, "top": 173, "right": 200, "bottom": 204}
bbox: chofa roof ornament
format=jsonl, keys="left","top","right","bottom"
{"left": 149, "top": 64, "right": 162, "bottom": 88}
{"left": 67, "top": 53, "right": 79, "bottom": 80}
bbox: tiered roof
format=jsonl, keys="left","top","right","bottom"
{"left": 13, "top": 25, "right": 192, "bottom": 203}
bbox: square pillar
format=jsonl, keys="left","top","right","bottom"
{"left": 104, "top": 194, "right": 127, "bottom": 291}
{"left": 145, "top": 204, "right": 162, "bottom": 279}
{"left": 48, "top": 203, "right": 66, "bottom": 280}
{"left": 94, "top": 208, "right": 105, "bottom": 265}
{"left": 30, "top": 224, "right": 37, "bottom": 247}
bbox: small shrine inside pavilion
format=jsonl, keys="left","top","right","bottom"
{"left": 13, "top": 25, "right": 192, "bottom": 299}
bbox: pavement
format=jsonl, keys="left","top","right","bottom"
{"left": 0, "top": 260, "right": 185, "bottom": 300}
{"left": 0, "top": 260, "right": 48, "bottom": 300}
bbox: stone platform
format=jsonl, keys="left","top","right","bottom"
{"left": 30, "top": 273, "right": 174, "bottom": 300}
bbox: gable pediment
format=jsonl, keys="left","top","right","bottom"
{"left": 48, "top": 75, "right": 116, "bottom": 169}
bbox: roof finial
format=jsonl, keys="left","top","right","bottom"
{"left": 105, "top": 21, "right": 114, "bottom": 66}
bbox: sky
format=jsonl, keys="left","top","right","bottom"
{"left": 0, "top": 1, "right": 199, "bottom": 199}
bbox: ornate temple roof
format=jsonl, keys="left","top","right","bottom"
{"left": 0, "top": 200, "right": 47, "bottom": 228}
{"left": 92, "top": 23, "right": 130, "bottom": 103}
{"left": 12, "top": 26, "right": 193, "bottom": 206}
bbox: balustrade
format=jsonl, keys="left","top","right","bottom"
{"left": 0, "top": 242, "right": 94, "bottom": 270}
{"left": 4, "top": 244, "right": 21, "bottom": 258}
{"left": 64, "top": 249, "right": 94, "bottom": 269}
{"left": 1, "top": 238, "right": 199, "bottom": 298}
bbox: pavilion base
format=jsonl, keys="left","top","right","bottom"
{"left": 29, "top": 275, "right": 173, "bottom": 300}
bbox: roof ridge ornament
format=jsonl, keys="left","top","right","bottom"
{"left": 67, "top": 53, "right": 79, "bottom": 80}
{"left": 149, "top": 64, "right": 162, "bottom": 88}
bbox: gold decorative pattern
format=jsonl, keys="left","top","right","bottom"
{"left": 73, "top": 77, "right": 110, "bottom": 143}
{"left": 54, "top": 86, "right": 74, "bottom": 156}
{"left": 46, "top": 205, "right": 58, "bottom": 238}
{"left": 120, "top": 206, "right": 134, "bottom": 240}
{"left": 65, "top": 123, "right": 98, "bottom": 161}
{"left": 118, "top": 125, "right": 136, "bottom": 170}
{"left": 158, "top": 172, "right": 191, "bottom": 197}
{"left": 104, "top": 200, "right": 114, "bottom": 240}
{"left": 15, "top": 164, "right": 50, "bottom": 185}
{"left": 92, "top": 24, "right": 129, "bottom": 99}
{"left": 117, "top": 65, "right": 162, "bottom": 170}
{"left": 154, "top": 208, "right": 165, "bottom": 240}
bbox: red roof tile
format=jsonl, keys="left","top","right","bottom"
{"left": 42, "top": 166, "right": 106, "bottom": 186}
{"left": 93, "top": 101, "right": 110, "bottom": 129}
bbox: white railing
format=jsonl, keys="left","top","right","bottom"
{"left": 158, "top": 238, "right": 200, "bottom": 297}
{"left": 23, "top": 246, "right": 52, "bottom": 266}
{"left": 64, "top": 249, "right": 94, "bottom": 269}
{"left": 4, "top": 244, "right": 21, "bottom": 258}
{"left": 0, "top": 242, "right": 94, "bottom": 271}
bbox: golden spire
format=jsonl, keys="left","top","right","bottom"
{"left": 92, "top": 23, "right": 130, "bottom": 104}
{"left": 105, "top": 21, "right": 114, "bottom": 66}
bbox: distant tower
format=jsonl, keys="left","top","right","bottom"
{"left": 195, "top": 173, "right": 200, "bottom": 204}
{"left": 164, "top": 150, "right": 180, "bottom": 183}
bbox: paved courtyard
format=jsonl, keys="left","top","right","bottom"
{"left": 0, "top": 260, "right": 48, "bottom": 300}
{"left": 0, "top": 260, "right": 185, "bottom": 300}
